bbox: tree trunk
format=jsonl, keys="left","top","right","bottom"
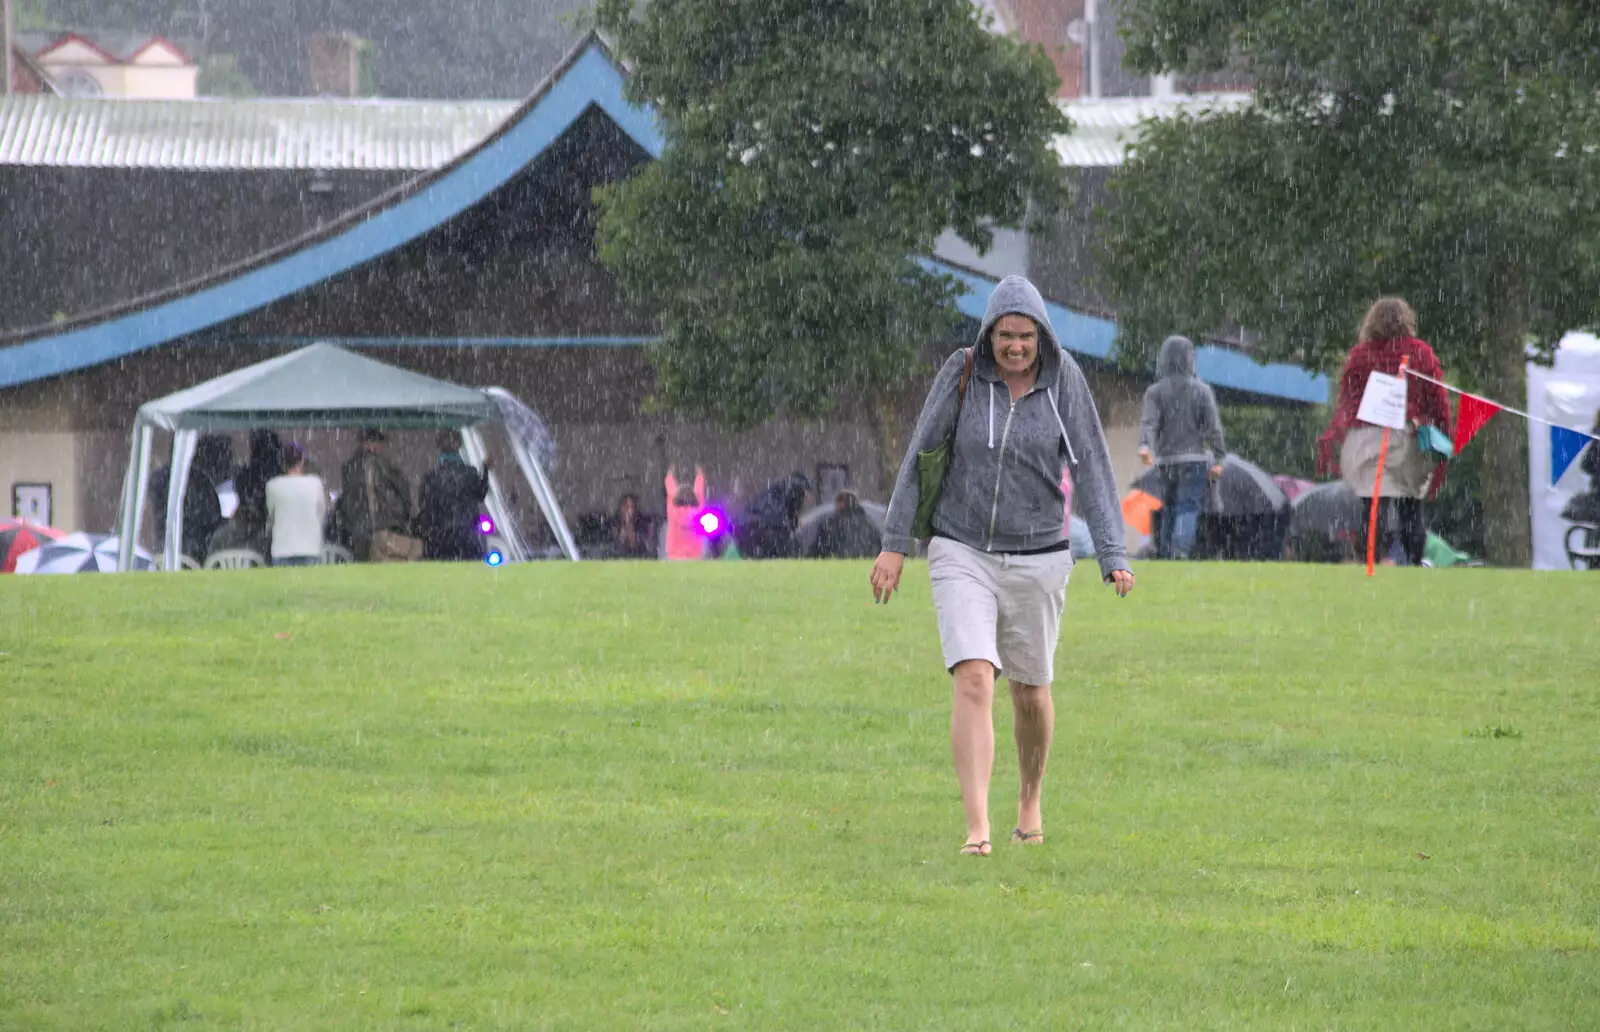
{"left": 867, "top": 387, "right": 907, "bottom": 497}
{"left": 1477, "top": 311, "right": 1532, "bottom": 567}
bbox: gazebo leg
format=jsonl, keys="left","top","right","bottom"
{"left": 117, "top": 424, "right": 155, "bottom": 572}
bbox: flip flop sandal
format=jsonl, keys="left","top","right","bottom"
{"left": 959, "top": 840, "right": 991, "bottom": 856}
{"left": 1010, "top": 828, "right": 1045, "bottom": 845}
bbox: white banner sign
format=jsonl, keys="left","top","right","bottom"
{"left": 1357, "top": 371, "right": 1408, "bottom": 430}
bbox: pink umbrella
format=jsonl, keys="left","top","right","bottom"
{"left": 1273, "top": 476, "right": 1315, "bottom": 504}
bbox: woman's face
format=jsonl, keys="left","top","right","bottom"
{"left": 991, "top": 314, "right": 1040, "bottom": 377}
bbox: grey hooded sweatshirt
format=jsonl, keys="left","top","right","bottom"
{"left": 883, "top": 276, "right": 1130, "bottom": 582}
{"left": 1138, "top": 335, "right": 1226, "bottom": 466}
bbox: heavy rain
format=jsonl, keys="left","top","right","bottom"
{"left": 2, "top": 0, "right": 1597, "bottom": 1027}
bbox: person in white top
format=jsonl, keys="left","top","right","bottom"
{"left": 265, "top": 443, "right": 327, "bottom": 566}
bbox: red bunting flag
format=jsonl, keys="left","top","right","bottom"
{"left": 1453, "top": 393, "right": 1501, "bottom": 453}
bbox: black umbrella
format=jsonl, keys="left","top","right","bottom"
{"left": 1132, "top": 454, "right": 1288, "bottom": 516}
{"left": 1286, "top": 481, "right": 1364, "bottom": 561}
{"left": 794, "top": 500, "right": 887, "bottom": 554}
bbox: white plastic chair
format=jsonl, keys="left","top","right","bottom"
{"left": 321, "top": 543, "right": 356, "bottom": 565}
{"left": 155, "top": 552, "right": 201, "bottom": 571}
{"left": 204, "top": 548, "right": 266, "bottom": 570}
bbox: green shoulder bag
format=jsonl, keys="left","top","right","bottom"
{"left": 910, "top": 348, "right": 975, "bottom": 539}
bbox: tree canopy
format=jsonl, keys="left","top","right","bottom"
{"left": 592, "top": 0, "right": 1071, "bottom": 431}
{"left": 1100, "top": 0, "right": 1600, "bottom": 562}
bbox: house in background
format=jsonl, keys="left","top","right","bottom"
{"left": 307, "top": 32, "right": 379, "bottom": 98}
{"left": 16, "top": 32, "right": 197, "bottom": 99}
{"left": 982, "top": 0, "right": 1251, "bottom": 99}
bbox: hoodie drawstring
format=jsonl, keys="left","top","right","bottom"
{"left": 987, "top": 381, "right": 995, "bottom": 450}
{"left": 1047, "top": 386, "right": 1078, "bottom": 465}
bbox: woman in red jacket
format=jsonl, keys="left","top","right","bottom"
{"left": 1317, "top": 297, "right": 1452, "bottom": 565}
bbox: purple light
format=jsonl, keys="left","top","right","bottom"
{"left": 695, "top": 509, "right": 725, "bottom": 537}
{"left": 478, "top": 515, "right": 495, "bottom": 535}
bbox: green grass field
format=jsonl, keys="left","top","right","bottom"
{"left": 2, "top": 561, "right": 1596, "bottom": 1030}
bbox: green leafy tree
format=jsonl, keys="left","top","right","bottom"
{"left": 196, "top": 53, "right": 254, "bottom": 96}
{"left": 13, "top": 0, "right": 54, "bottom": 30}
{"left": 592, "top": 0, "right": 1071, "bottom": 482}
{"left": 1221, "top": 405, "right": 1327, "bottom": 482}
{"left": 1099, "top": 0, "right": 1600, "bottom": 564}
{"left": 21, "top": 0, "right": 188, "bottom": 29}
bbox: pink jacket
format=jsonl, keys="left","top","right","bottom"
{"left": 664, "top": 469, "right": 706, "bottom": 561}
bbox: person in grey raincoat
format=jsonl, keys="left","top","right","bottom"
{"left": 871, "top": 275, "right": 1134, "bottom": 857}
{"left": 335, "top": 429, "right": 412, "bottom": 561}
{"left": 1137, "top": 335, "right": 1226, "bottom": 559}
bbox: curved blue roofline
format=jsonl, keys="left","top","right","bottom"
{"left": 0, "top": 44, "right": 1326, "bottom": 407}
{"left": 0, "top": 42, "right": 663, "bottom": 390}
{"left": 924, "top": 259, "right": 1328, "bottom": 404}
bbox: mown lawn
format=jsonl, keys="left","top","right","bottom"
{"left": 1, "top": 560, "right": 1595, "bottom": 1030}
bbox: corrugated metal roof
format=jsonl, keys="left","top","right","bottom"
{"left": 0, "top": 95, "right": 521, "bottom": 170}
{"left": 1054, "top": 93, "right": 1253, "bottom": 167}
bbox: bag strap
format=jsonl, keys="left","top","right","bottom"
{"left": 364, "top": 459, "right": 378, "bottom": 525}
{"left": 950, "top": 347, "right": 974, "bottom": 441}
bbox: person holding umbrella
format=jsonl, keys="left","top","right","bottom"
{"left": 871, "top": 275, "right": 1133, "bottom": 857}
{"left": 808, "top": 491, "right": 882, "bottom": 559}
{"left": 1137, "top": 335, "right": 1226, "bottom": 559}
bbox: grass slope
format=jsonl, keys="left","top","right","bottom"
{"left": 1, "top": 562, "right": 1596, "bottom": 1030}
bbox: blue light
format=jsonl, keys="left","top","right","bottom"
{"left": 485, "top": 549, "right": 504, "bottom": 567}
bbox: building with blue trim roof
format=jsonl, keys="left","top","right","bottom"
{"left": 0, "top": 34, "right": 1324, "bottom": 541}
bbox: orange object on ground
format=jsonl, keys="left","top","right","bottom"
{"left": 1120, "top": 489, "right": 1162, "bottom": 537}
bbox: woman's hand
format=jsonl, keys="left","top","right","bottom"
{"left": 870, "top": 551, "right": 906, "bottom": 604}
{"left": 1107, "top": 569, "right": 1135, "bottom": 597}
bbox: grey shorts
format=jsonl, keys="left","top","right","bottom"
{"left": 926, "top": 536, "right": 1075, "bottom": 685}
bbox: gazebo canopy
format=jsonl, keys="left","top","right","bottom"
{"left": 119, "top": 342, "right": 578, "bottom": 568}
{"left": 137, "top": 343, "right": 498, "bottom": 432}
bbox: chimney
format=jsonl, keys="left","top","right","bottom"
{"left": 1006, "top": 0, "right": 1085, "bottom": 98}
{"left": 308, "top": 32, "right": 362, "bottom": 97}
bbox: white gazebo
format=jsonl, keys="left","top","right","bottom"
{"left": 116, "top": 343, "right": 577, "bottom": 569}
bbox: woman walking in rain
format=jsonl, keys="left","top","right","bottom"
{"left": 1317, "top": 297, "right": 1451, "bottom": 566}
{"left": 871, "top": 275, "right": 1134, "bottom": 857}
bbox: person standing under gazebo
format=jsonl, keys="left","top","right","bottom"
{"left": 265, "top": 443, "right": 327, "bottom": 567}
{"left": 417, "top": 430, "right": 491, "bottom": 561}
{"left": 336, "top": 429, "right": 413, "bottom": 562}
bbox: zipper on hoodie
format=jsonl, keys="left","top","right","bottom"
{"left": 985, "top": 393, "right": 1018, "bottom": 551}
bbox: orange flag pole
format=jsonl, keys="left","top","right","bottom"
{"left": 1365, "top": 357, "right": 1409, "bottom": 576}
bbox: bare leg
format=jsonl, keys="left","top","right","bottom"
{"left": 950, "top": 659, "right": 996, "bottom": 851}
{"left": 1010, "top": 680, "right": 1054, "bottom": 838}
